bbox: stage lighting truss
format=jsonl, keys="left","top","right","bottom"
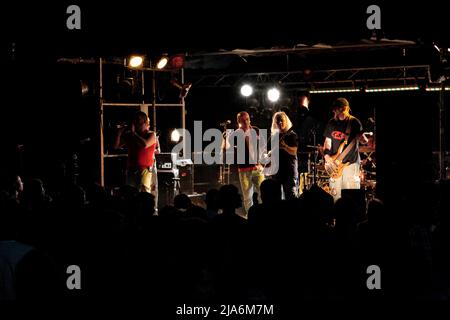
{"left": 192, "top": 65, "right": 431, "bottom": 95}
{"left": 425, "top": 86, "right": 450, "bottom": 92}
{"left": 365, "top": 85, "right": 419, "bottom": 93}
{"left": 310, "top": 88, "right": 360, "bottom": 94}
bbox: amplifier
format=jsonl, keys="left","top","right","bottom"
{"left": 155, "top": 153, "right": 177, "bottom": 172}
{"left": 157, "top": 168, "right": 179, "bottom": 208}
{"left": 179, "top": 164, "right": 194, "bottom": 194}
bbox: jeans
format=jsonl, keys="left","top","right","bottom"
{"left": 329, "top": 162, "right": 360, "bottom": 202}
{"left": 281, "top": 176, "right": 298, "bottom": 200}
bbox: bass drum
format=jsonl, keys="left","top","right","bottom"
{"left": 312, "top": 159, "right": 328, "bottom": 178}
{"left": 317, "top": 180, "right": 331, "bottom": 194}
{"left": 359, "top": 168, "right": 376, "bottom": 189}
{"left": 360, "top": 168, "right": 377, "bottom": 201}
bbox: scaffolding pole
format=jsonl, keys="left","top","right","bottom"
{"left": 97, "top": 58, "right": 186, "bottom": 187}
{"left": 439, "top": 84, "right": 446, "bottom": 180}
{"left": 99, "top": 58, "right": 105, "bottom": 186}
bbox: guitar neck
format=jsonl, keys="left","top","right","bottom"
{"left": 336, "top": 138, "right": 357, "bottom": 161}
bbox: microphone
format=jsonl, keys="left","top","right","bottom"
{"left": 220, "top": 120, "right": 231, "bottom": 126}
{"left": 115, "top": 123, "right": 128, "bottom": 129}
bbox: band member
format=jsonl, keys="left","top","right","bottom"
{"left": 115, "top": 111, "right": 157, "bottom": 193}
{"left": 323, "top": 98, "right": 368, "bottom": 201}
{"left": 225, "top": 111, "right": 265, "bottom": 215}
{"left": 270, "top": 111, "right": 298, "bottom": 200}
{"left": 290, "top": 91, "right": 324, "bottom": 195}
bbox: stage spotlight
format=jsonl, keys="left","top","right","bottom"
{"left": 169, "top": 54, "right": 185, "bottom": 69}
{"left": 240, "top": 84, "right": 253, "bottom": 97}
{"left": 171, "top": 79, "right": 192, "bottom": 98}
{"left": 171, "top": 129, "right": 181, "bottom": 142}
{"left": 180, "top": 83, "right": 192, "bottom": 98}
{"left": 128, "top": 55, "right": 144, "bottom": 68}
{"left": 156, "top": 54, "right": 169, "bottom": 69}
{"left": 267, "top": 87, "right": 280, "bottom": 102}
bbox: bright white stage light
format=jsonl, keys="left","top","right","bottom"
{"left": 128, "top": 56, "right": 144, "bottom": 68}
{"left": 240, "top": 84, "right": 253, "bottom": 97}
{"left": 156, "top": 55, "right": 169, "bottom": 69}
{"left": 267, "top": 88, "right": 280, "bottom": 102}
{"left": 171, "top": 129, "right": 181, "bottom": 142}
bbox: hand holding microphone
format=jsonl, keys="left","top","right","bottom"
{"left": 115, "top": 123, "right": 128, "bottom": 129}
{"left": 115, "top": 123, "right": 128, "bottom": 135}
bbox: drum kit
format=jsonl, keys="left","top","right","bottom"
{"left": 302, "top": 145, "right": 330, "bottom": 192}
{"left": 302, "top": 134, "right": 377, "bottom": 195}
{"left": 359, "top": 134, "right": 376, "bottom": 193}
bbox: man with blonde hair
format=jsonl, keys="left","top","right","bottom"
{"left": 270, "top": 111, "right": 298, "bottom": 200}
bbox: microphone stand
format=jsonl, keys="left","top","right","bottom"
{"left": 219, "top": 122, "right": 230, "bottom": 185}
{"left": 311, "top": 126, "right": 318, "bottom": 188}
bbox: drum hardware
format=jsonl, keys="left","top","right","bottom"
{"left": 219, "top": 120, "right": 231, "bottom": 185}
{"left": 304, "top": 127, "right": 322, "bottom": 188}
{"left": 307, "top": 173, "right": 329, "bottom": 180}
{"left": 298, "top": 127, "right": 326, "bottom": 191}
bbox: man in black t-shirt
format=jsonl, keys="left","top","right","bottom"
{"left": 323, "top": 98, "right": 368, "bottom": 201}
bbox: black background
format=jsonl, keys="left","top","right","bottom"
{"left": 2, "top": 1, "right": 449, "bottom": 191}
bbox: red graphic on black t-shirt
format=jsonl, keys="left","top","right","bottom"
{"left": 331, "top": 131, "right": 346, "bottom": 140}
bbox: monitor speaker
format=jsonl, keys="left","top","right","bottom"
{"left": 178, "top": 164, "right": 194, "bottom": 194}
{"left": 155, "top": 153, "right": 177, "bottom": 172}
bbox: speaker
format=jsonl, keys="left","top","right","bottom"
{"left": 178, "top": 164, "right": 194, "bottom": 194}
{"left": 157, "top": 170, "right": 178, "bottom": 208}
{"left": 155, "top": 153, "right": 177, "bottom": 172}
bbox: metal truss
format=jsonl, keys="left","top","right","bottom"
{"left": 189, "top": 65, "right": 431, "bottom": 89}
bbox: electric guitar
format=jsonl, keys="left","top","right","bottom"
{"left": 324, "top": 132, "right": 373, "bottom": 179}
